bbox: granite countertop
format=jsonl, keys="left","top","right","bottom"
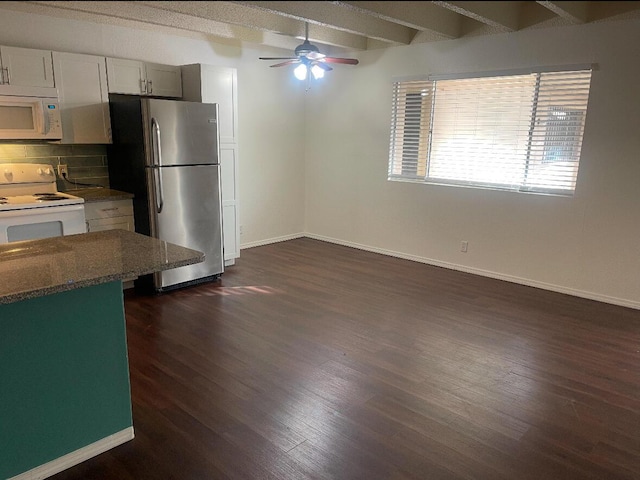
{"left": 68, "top": 188, "right": 135, "bottom": 203}
{"left": 0, "top": 230, "right": 204, "bottom": 305}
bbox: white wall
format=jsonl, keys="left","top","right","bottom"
{"left": 304, "top": 20, "right": 640, "bottom": 308}
{"left": 0, "top": 8, "right": 307, "bottom": 247}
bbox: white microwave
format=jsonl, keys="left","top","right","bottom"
{"left": 0, "top": 89, "right": 63, "bottom": 140}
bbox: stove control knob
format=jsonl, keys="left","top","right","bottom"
{"left": 44, "top": 167, "right": 52, "bottom": 176}
{"left": 37, "top": 168, "right": 44, "bottom": 175}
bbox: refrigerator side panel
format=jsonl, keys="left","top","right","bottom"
{"left": 145, "top": 98, "right": 219, "bottom": 166}
{"left": 150, "top": 164, "right": 224, "bottom": 290}
{"left": 107, "top": 94, "right": 152, "bottom": 236}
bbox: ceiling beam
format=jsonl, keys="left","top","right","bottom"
{"left": 23, "top": 1, "right": 272, "bottom": 43}
{"left": 433, "top": 1, "right": 522, "bottom": 31}
{"left": 536, "top": 1, "right": 588, "bottom": 23}
{"left": 333, "top": 1, "right": 462, "bottom": 39}
{"left": 231, "top": 0, "right": 416, "bottom": 45}
{"left": 140, "top": 1, "right": 367, "bottom": 50}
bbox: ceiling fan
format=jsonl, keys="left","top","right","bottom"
{"left": 259, "top": 22, "right": 359, "bottom": 81}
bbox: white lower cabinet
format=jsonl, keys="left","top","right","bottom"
{"left": 85, "top": 199, "right": 136, "bottom": 287}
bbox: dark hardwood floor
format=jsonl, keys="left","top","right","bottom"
{"left": 51, "top": 238, "right": 640, "bottom": 479}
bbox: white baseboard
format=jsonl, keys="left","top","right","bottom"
{"left": 10, "top": 427, "right": 134, "bottom": 480}
{"left": 302, "top": 233, "right": 640, "bottom": 311}
{"left": 240, "top": 232, "right": 305, "bottom": 250}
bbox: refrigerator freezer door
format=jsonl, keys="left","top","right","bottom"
{"left": 144, "top": 98, "right": 219, "bottom": 167}
{"left": 149, "top": 164, "right": 224, "bottom": 290}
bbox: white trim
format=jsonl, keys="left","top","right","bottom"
{"left": 9, "top": 427, "right": 134, "bottom": 480}
{"left": 428, "top": 63, "right": 595, "bottom": 81}
{"left": 304, "top": 233, "right": 640, "bottom": 311}
{"left": 392, "top": 64, "right": 596, "bottom": 84}
{"left": 240, "top": 232, "right": 305, "bottom": 250}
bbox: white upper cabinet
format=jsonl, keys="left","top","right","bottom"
{"left": 182, "top": 64, "right": 237, "bottom": 144}
{"left": 106, "top": 58, "right": 182, "bottom": 97}
{"left": 0, "top": 46, "right": 54, "bottom": 88}
{"left": 52, "top": 52, "right": 111, "bottom": 144}
{"left": 145, "top": 62, "right": 183, "bottom": 97}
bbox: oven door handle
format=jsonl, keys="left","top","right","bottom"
{"left": 151, "top": 118, "right": 164, "bottom": 214}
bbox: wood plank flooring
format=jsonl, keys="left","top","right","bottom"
{"left": 50, "top": 238, "right": 640, "bottom": 479}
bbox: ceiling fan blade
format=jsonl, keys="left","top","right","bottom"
{"left": 306, "top": 51, "right": 325, "bottom": 61}
{"left": 313, "top": 61, "right": 333, "bottom": 72}
{"left": 259, "top": 57, "right": 298, "bottom": 60}
{"left": 270, "top": 59, "right": 301, "bottom": 68}
{"left": 323, "top": 57, "right": 359, "bottom": 65}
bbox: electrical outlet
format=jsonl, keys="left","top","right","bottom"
{"left": 57, "top": 164, "right": 68, "bottom": 177}
{"left": 460, "top": 241, "right": 468, "bottom": 253}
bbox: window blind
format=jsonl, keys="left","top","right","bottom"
{"left": 388, "top": 68, "right": 593, "bottom": 195}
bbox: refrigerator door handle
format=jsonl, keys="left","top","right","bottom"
{"left": 151, "top": 118, "right": 165, "bottom": 213}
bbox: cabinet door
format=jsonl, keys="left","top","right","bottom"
{"left": 106, "top": 57, "right": 145, "bottom": 94}
{"left": 200, "top": 65, "right": 237, "bottom": 144}
{"left": 0, "top": 46, "right": 54, "bottom": 87}
{"left": 220, "top": 145, "right": 239, "bottom": 263}
{"left": 53, "top": 52, "right": 111, "bottom": 144}
{"left": 145, "top": 62, "right": 182, "bottom": 97}
{"left": 87, "top": 216, "right": 134, "bottom": 232}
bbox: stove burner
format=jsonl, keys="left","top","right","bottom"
{"left": 36, "top": 195, "right": 68, "bottom": 201}
{"left": 33, "top": 193, "right": 69, "bottom": 201}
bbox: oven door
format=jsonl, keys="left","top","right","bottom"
{"left": 0, "top": 204, "right": 86, "bottom": 243}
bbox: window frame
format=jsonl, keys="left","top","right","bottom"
{"left": 388, "top": 65, "right": 594, "bottom": 196}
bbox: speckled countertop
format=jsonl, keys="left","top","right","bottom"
{"left": 0, "top": 230, "right": 204, "bottom": 305}
{"left": 66, "top": 188, "right": 134, "bottom": 203}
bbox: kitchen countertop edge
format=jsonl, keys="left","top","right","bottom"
{"left": 0, "top": 230, "right": 205, "bottom": 305}
{"left": 67, "top": 188, "right": 135, "bottom": 203}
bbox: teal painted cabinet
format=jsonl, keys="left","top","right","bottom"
{"left": 0, "top": 281, "right": 133, "bottom": 479}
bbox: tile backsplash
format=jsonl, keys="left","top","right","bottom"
{"left": 0, "top": 144, "right": 110, "bottom": 191}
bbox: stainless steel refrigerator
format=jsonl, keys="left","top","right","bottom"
{"left": 107, "top": 94, "right": 224, "bottom": 291}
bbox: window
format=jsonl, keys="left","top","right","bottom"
{"left": 388, "top": 67, "right": 593, "bottom": 195}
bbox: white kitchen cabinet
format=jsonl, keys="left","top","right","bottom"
{"left": 220, "top": 145, "right": 239, "bottom": 261}
{"left": 85, "top": 198, "right": 136, "bottom": 286}
{"left": 0, "top": 46, "right": 54, "bottom": 88}
{"left": 182, "top": 64, "right": 237, "bottom": 143}
{"left": 85, "top": 199, "right": 135, "bottom": 233}
{"left": 52, "top": 52, "right": 111, "bottom": 144}
{"left": 106, "top": 57, "right": 182, "bottom": 97}
{"left": 182, "top": 64, "right": 239, "bottom": 266}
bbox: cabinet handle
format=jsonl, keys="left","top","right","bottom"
{"left": 86, "top": 221, "right": 90, "bottom": 232}
{"left": 141, "top": 78, "right": 147, "bottom": 94}
{"left": 2, "top": 67, "right": 9, "bottom": 85}
{"left": 148, "top": 80, "right": 153, "bottom": 94}
{"left": 100, "top": 207, "right": 119, "bottom": 212}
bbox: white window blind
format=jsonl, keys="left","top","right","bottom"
{"left": 388, "top": 68, "right": 593, "bottom": 195}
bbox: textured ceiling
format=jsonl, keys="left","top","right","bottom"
{"left": 1, "top": 1, "right": 640, "bottom": 55}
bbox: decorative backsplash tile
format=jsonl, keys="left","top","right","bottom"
{"left": 0, "top": 144, "right": 109, "bottom": 191}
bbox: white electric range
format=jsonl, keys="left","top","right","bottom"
{"left": 0, "top": 163, "right": 86, "bottom": 243}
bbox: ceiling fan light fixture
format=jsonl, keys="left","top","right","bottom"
{"left": 261, "top": 22, "right": 358, "bottom": 86}
{"left": 311, "top": 64, "right": 325, "bottom": 79}
{"left": 294, "top": 63, "right": 307, "bottom": 80}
